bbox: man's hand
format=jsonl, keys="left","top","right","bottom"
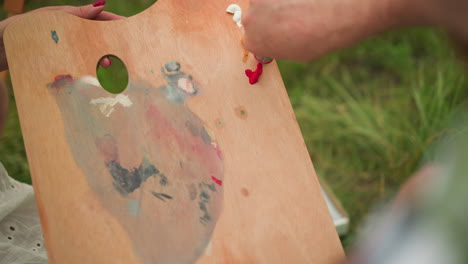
{"left": 242, "top": 0, "right": 431, "bottom": 61}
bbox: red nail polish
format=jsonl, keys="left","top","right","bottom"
{"left": 92, "top": 0, "right": 106, "bottom": 7}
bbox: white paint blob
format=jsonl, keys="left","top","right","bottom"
{"left": 177, "top": 78, "right": 196, "bottom": 95}
{"left": 90, "top": 94, "right": 133, "bottom": 117}
{"left": 226, "top": 4, "right": 242, "bottom": 28}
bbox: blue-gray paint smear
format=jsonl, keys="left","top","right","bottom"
{"left": 126, "top": 200, "right": 141, "bottom": 217}
{"left": 106, "top": 159, "right": 159, "bottom": 196}
{"left": 51, "top": 30, "right": 59, "bottom": 44}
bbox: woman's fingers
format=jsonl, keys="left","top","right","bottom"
{"left": 32, "top": 1, "right": 125, "bottom": 21}
{"left": 0, "top": 2, "right": 123, "bottom": 72}
{"left": 32, "top": 4, "right": 104, "bottom": 20}
{"left": 57, "top": 4, "right": 106, "bottom": 20}
{"left": 99, "top": 57, "right": 113, "bottom": 68}
{"left": 32, "top": 3, "right": 125, "bottom": 21}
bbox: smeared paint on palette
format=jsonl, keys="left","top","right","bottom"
{"left": 126, "top": 200, "right": 141, "bottom": 217}
{"left": 47, "top": 62, "right": 223, "bottom": 264}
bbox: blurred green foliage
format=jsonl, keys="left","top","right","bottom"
{"left": 0, "top": 0, "right": 467, "bottom": 250}
{"left": 280, "top": 29, "right": 468, "bottom": 247}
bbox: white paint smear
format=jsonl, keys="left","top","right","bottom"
{"left": 90, "top": 94, "right": 133, "bottom": 117}
{"left": 226, "top": 4, "right": 242, "bottom": 28}
{"left": 204, "top": 240, "right": 213, "bottom": 256}
{"left": 80, "top": 75, "right": 102, "bottom": 87}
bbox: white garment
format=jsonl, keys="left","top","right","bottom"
{"left": 0, "top": 162, "right": 47, "bottom": 264}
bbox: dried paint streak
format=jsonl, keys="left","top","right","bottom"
{"left": 51, "top": 30, "right": 59, "bottom": 44}
{"left": 151, "top": 191, "right": 173, "bottom": 202}
{"left": 211, "top": 176, "right": 223, "bottom": 186}
{"left": 199, "top": 189, "right": 211, "bottom": 224}
{"left": 198, "top": 182, "right": 218, "bottom": 225}
{"left": 185, "top": 121, "right": 199, "bottom": 136}
{"left": 48, "top": 61, "right": 224, "bottom": 264}
{"left": 200, "top": 182, "right": 217, "bottom": 192}
{"left": 200, "top": 127, "right": 212, "bottom": 145}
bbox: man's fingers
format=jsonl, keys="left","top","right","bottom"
{"left": 392, "top": 164, "right": 440, "bottom": 208}
{"left": 243, "top": 33, "right": 268, "bottom": 58}
{"left": 96, "top": 12, "right": 125, "bottom": 21}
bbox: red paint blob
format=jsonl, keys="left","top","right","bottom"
{"left": 245, "top": 63, "right": 263, "bottom": 85}
{"left": 211, "top": 176, "right": 223, "bottom": 186}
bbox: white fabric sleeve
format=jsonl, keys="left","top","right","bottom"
{"left": 0, "top": 162, "right": 47, "bottom": 264}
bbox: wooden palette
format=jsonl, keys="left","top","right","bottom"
{"left": 4, "top": 0, "right": 344, "bottom": 263}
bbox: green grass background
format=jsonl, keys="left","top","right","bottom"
{"left": 1, "top": 0, "right": 467, "bottom": 250}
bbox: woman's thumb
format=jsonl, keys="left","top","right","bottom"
{"left": 63, "top": 0, "right": 106, "bottom": 20}
{"left": 35, "top": 1, "right": 107, "bottom": 20}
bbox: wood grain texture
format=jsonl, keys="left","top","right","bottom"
{"left": 4, "top": 1, "right": 345, "bottom": 263}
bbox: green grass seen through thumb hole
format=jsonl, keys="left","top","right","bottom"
{"left": 96, "top": 56, "right": 129, "bottom": 94}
